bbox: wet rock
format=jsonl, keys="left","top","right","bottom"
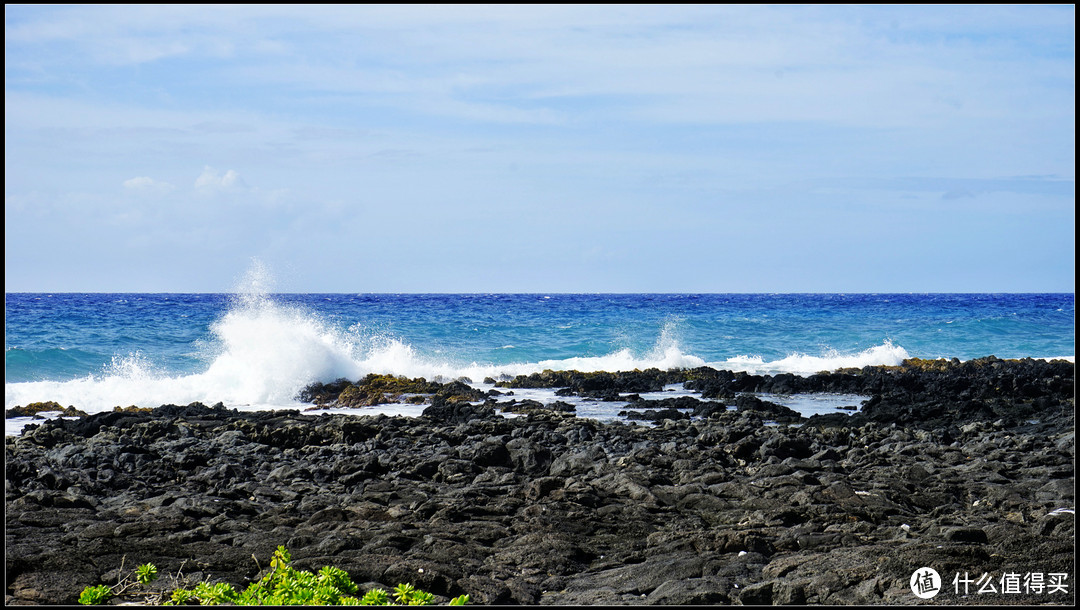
{"left": 735, "top": 395, "right": 805, "bottom": 423}
{"left": 420, "top": 402, "right": 496, "bottom": 424}
{"left": 618, "top": 407, "right": 690, "bottom": 422}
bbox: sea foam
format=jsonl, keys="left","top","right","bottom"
{"left": 5, "top": 273, "right": 920, "bottom": 414}
{"left": 3, "top": 307, "right": 909, "bottom": 415}
{"left": 713, "top": 340, "right": 911, "bottom": 376}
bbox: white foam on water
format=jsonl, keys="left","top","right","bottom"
{"left": 5, "top": 262, "right": 368, "bottom": 413}
{"left": 713, "top": 340, "right": 911, "bottom": 375}
{"left": 3, "top": 262, "right": 926, "bottom": 420}
{"left": 3, "top": 300, "right": 914, "bottom": 416}
{"left": 755, "top": 392, "right": 870, "bottom": 418}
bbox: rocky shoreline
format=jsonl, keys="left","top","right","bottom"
{"left": 6, "top": 358, "right": 1075, "bottom": 605}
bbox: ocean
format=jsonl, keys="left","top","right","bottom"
{"left": 5, "top": 285, "right": 1074, "bottom": 435}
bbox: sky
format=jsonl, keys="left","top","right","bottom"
{"left": 4, "top": 4, "right": 1075, "bottom": 293}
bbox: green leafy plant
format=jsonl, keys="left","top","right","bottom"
{"left": 135, "top": 562, "right": 158, "bottom": 585}
{"left": 77, "top": 584, "right": 112, "bottom": 605}
{"left": 361, "top": 588, "right": 391, "bottom": 605}
{"left": 78, "top": 560, "right": 158, "bottom": 605}
{"left": 163, "top": 546, "right": 467, "bottom": 606}
{"left": 394, "top": 582, "right": 435, "bottom": 605}
{"left": 79, "top": 547, "right": 467, "bottom": 606}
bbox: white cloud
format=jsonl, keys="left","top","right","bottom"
{"left": 195, "top": 166, "right": 245, "bottom": 191}
{"left": 4, "top": 5, "right": 1073, "bottom": 292}
{"left": 189, "top": 166, "right": 289, "bottom": 208}
{"left": 122, "top": 176, "right": 176, "bottom": 194}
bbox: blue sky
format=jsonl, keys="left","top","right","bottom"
{"left": 5, "top": 5, "right": 1075, "bottom": 292}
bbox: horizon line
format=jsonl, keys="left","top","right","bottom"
{"left": 5, "top": 291, "right": 1076, "bottom": 296}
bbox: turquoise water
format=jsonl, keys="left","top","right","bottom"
{"left": 5, "top": 288, "right": 1073, "bottom": 418}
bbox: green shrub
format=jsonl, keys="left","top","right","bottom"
{"left": 79, "top": 546, "right": 468, "bottom": 605}
{"left": 165, "top": 546, "right": 467, "bottom": 606}
{"left": 135, "top": 562, "right": 158, "bottom": 585}
{"left": 77, "top": 584, "right": 112, "bottom": 605}
{"left": 77, "top": 560, "right": 157, "bottom": 605}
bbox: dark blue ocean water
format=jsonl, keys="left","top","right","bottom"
{"left": 5, "top": 291, "right": 1073, "bottom": 419}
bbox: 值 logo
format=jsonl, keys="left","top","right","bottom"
{"left": 911, "top": 567, "right": 942, "bottom": 599}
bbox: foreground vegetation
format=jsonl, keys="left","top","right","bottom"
{"left": 79, "top": 546, "right": 468, "bottom": 605}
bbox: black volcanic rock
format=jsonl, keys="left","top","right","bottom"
{"left": 5, "top": 359, "right": 1074, "bottom": 606}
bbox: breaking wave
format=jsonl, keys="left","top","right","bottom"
{"left": 6, "top": 265, "right": 921, "bottom": 414}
